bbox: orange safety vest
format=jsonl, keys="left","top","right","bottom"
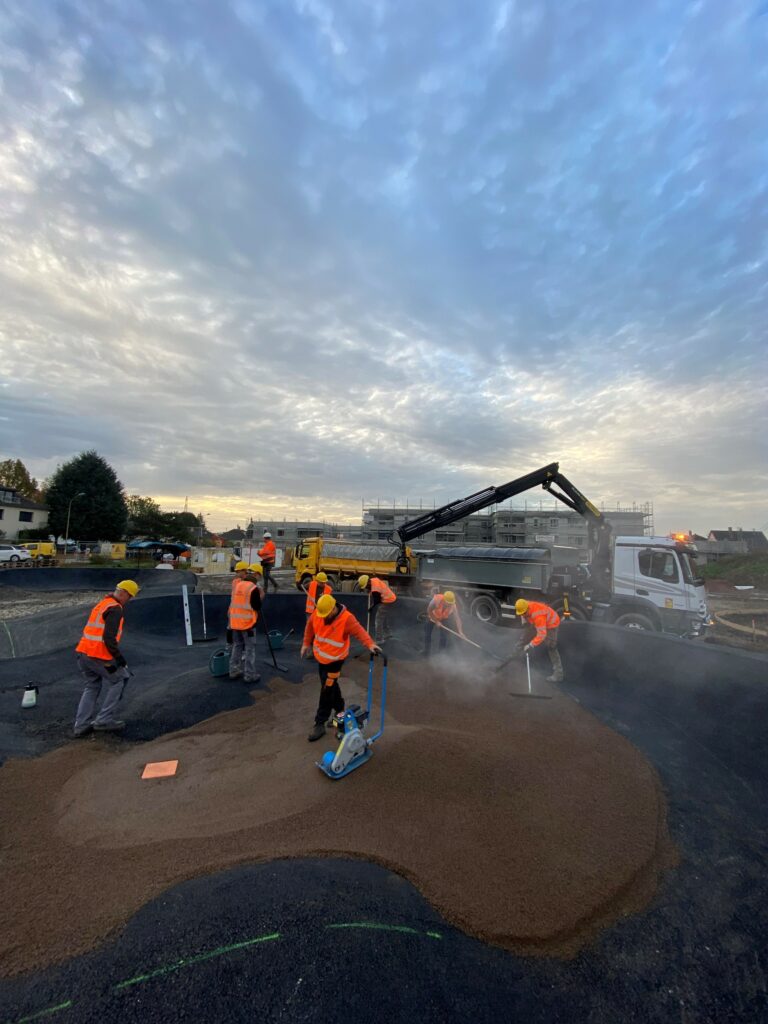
{"left": 370, "top": 577, "right": 396, "bottom": 604}
{"left": 305, "top": 578, "right": 332, "bottom": 615}
{"left": 429, "top": 595, "right": 455, "bottom": 621}
{"left": 310, "top": 607, "right": 356, "bottom": 664}
{"left": 229, "top": 578, "right": 258, "bottom": 630}
{"left": 258, "top": 539, "right": 276, "bottom": 564}
{"left": 75, "top": 596, "right": 124, "bottom": 661}
{"left": 524, "top": 601, "right": 560, "bottom": 646}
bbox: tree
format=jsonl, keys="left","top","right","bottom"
{"left": 126, "top": 495, "right": 166, "bottom": 539}
{"left": 160, "top": 510, "right": 201, "bottom": 546}
{"left": 0, "top": 458, "right": 42, "bottom": 501}
{"left": 43, "top": 451, "right": 128, "bottom": 541}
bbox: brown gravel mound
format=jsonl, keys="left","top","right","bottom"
{"left": 0, "top": 656, "right": 676, "bottom": 977}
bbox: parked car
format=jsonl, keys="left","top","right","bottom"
{"left": 0, "top": 543, "right": 32, "bottom": 564}
{"left": 19, "top": 541, "right": 56, "bottom": 561}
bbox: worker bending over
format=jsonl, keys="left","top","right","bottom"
{"left": 301, "top": 594, "right": 381, "bottom": 742}
{"left": 305, "top": 571, "right": 332, "bottom": 615}
{"left": 515, "top": 598, "right": 564, "bottom": 683}
{"left": 258, "top": 531, "right": 279, "bottom": 592}
{"left": 73, "top": 579, "right": 140, "bottom": 736}
{"left": 228, "top": 561, "right": 262, "bottom": 684}
{"left": 424, "top": 590, "right": 466, "bottom": 655}
{"left": 358, "top": 574, "right": 396, "bottom": 643}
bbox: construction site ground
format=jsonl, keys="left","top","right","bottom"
{"left": 0, "top": 573, "right": 766, "bottom": 1023}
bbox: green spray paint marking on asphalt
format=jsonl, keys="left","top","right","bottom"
{"left": 1, "top": 620, "right": 16, "bottom": 660}
{"left": 114, "top": 931, "right": 281, "bottom": 990}
{"left": 7, "top": 1000, "right": 73, "bottom": 1024}
{"left": 327, "top": 923, "right": 442, "bottom": 939}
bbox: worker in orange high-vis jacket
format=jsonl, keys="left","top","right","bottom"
{"left": 258, "top": 531, "right": 279, "bottom": 592}
{"left": 73, "top": 580, "right": 140, "bottom": 736}
{"left": 304, "top": 571, "right": 332, "bottom": 616}
{"left": 515, "top": 598, "right": 563, "bottom": 682}
{"left": 424, "top": 590, "right": 466, "bottom": 656}
{"left": 358, "top": 574, "right": 396, "bottom": 643}
{"left": 301, "top": 594, "right": 381, "bottom": 742}
{"left": 228, "top": 561, "right": 262, "bottom": 683}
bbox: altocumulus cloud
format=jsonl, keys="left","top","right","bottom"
{"left": 0, "top": 0, "right": 766, "bottom": 532}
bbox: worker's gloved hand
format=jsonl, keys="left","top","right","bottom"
{"left": 115, "top": 654, "right": 127, "bottom": 668}
{"left": 105, "top": 661, "right": 118, "bottom": 675}
{"left": 370, "top": 645, "right": 382, "bottom": 655}
{"left": 300, "top": 644, "right": 309, "bottom": 659}
{"left": 524, "top": 643, "right": 533, "bottom": 653}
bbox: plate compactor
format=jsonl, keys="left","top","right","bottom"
{"left": 317, "top": 653, "right": 388, "bottom": 780}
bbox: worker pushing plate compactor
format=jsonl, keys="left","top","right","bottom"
{"left": 317, "top": 653, "right": 388, "bottom": 779}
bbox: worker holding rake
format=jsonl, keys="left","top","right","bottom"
{"left": 514, "top": 598, "right": 564, "bottom": 683}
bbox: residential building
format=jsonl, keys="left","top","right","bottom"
{"left": 707, "top": 529, "right": 768, "bottom": 554}
{"left": 0, "top": 487, "right": 49, "bottom": 541}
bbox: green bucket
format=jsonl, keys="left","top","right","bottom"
{"left": 209, "top": 648, "right": 231, "bottom": 677}
{"left": 268, "top": 630, "right": 284, "bottom": 650}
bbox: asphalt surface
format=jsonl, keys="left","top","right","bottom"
{"left": 1, "top": 588, "right": 767, "bottom": 1023}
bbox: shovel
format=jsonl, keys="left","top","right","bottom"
{"left": 438, "top": 623, "right": 506, "bottom": 662}
{"left": 193, "top": 591, "right": 217, "bottom": 643}
{"left": 259, "top": 607, "right": 288, "bottom": 672}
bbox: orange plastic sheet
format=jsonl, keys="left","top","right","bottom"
{"left": 141, "top": 760, "right": 179, "bottom": 780}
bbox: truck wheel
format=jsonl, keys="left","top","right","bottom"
{"left": 613, "top": 611, "right": 657, "bottom": 632}
{"left": 552, "top": 600, "right": 588, "bottom": 621}
{"left": 470, "top": 593, "right": 501, "bottom": 625}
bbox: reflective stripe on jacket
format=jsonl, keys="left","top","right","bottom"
{"left": 75, "top": 596, "right": 124, "bottom": 661}
{"left": 428, "top": 595, "right": 455, "bottom": 621}
{"left": 305, "top": 578, "right": 332, "bottom": 615}
{"left": 370, "top": 577, "right": 396, "bottom": 604}
{"left": 524, "top": 601, "right": 560, "bottom": 646}
{"left": 229, "top": 578, "right": 258, "bottom": 630}
{"left": 303, "top": 605, "right": 375, "bottom": 664}
{"left": 258, "top": 539, "right": 276, "bottom": 564}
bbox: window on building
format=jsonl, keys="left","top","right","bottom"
{"left": 277, "top": 529, "right": 285, "bottom": 537}
{"left": 19, "top": 511, "right": 33, "bottom": 523}
{"left": 549, "top": 518, "right": 558, "bottom": 527}
{"left": 638, "top": 550, "right": 679, "bottom": 583}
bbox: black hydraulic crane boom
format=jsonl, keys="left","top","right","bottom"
{"left": 395, "top": 462, "right": 614, "bottom": 598}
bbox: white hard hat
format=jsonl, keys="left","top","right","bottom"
{"left": 263, "top": 531, "right": 271, "bottom": 538}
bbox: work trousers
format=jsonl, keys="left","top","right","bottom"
{"left": 315, "top": 659, "right": 345, "bottom": 725}
{"left": 261, "top": 562, "right": 278, "bottom": 592}
{"left": 229, "top": 628, "right": 258, "bottom": 681}
{"left": 74, "top": 653, "right": 129, "bottom": 730}
{"left": 523, "top": 626, "right": 563, "bottom": 681}
{"left": 373, "top": 602, "right": 390, "bottom": 642}
{"left": 424, "top": 619, "right": 450, "bottom": 656}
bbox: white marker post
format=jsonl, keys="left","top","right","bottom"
{"left": 181, "top": 585, "right": 193, "bottom": 647}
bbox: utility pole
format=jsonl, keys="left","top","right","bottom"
{"left": 65, "top": 492, "right": 85, "bottom": 561}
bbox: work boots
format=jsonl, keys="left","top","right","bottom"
{"left": 547, "top": 648, "right": 564, "bottom": 684}
{"left": 307, "top": 723, "right": 326, "bottom": 742}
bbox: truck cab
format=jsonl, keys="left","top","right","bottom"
{"left": 606, "top": 537, "right": 708, "bottom": 636}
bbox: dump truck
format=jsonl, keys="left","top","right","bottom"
{"left": 292, "top": 538, "right": 417, "bottom": 588}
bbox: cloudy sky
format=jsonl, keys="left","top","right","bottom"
{"left": 1, "top": 0, "right": 766, "bottom": 534}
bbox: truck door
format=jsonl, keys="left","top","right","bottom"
{"left": 635, "top": 548, "right": 687, "bottom": 617}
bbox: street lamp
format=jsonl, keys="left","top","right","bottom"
{"left": 65, "top": 492, "right": 85, "bottom": 561}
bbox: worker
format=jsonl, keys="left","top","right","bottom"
{"left": 515, "top": 598, "right": 563, "bottom": 683}
{"left": 358, "top": 574, "right": 396, "bottom": 643}
{"left": 424, "top": 590, "right": 465, "bottom": 656}
{"left": 301, "top": 594, "right": 381, "bottom": 742}
{"left": 258, "top": 531, "right": 279, "bottom": 592}
{"left": 305, "top": 571, "right": 332, "bottom": 616}
{"left": 73, "top": 579, "right": 140, "bottom": 736}
{"left": 248, "top": 562, "right": 265, "bottom": 599}
{"left": 228, "top": 561, "right": 262, "bottom": 684}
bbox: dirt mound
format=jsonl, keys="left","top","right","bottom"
{"left": 0, "top": 655, "right": 675, "bottom": 977}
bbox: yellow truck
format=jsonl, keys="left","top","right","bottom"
{"left": 292, "top": 538, "right": 417, "bottom": 590}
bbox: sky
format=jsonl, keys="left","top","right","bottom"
{"left": 0, "top": 0, "right": 766, "bottom": 535}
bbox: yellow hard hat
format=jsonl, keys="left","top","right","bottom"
{"left": 358, "top": 574, "right": 370, "bottom": 589}
{"left": 443, "top": 591, "right": 456, "bottom": 604}
{"left": 316, "top": 594, "right": 337, "bottom": 618}
{"left": 117, "top": 579, "right": 140, "bottom": 597}
{"left": 249, "top": 563, "right": 263, "bottom": 574}
{"left": 234, "top": 561, "right": 249, "bottom": 572}
{"left": 515, "top": 598, "right": 529, "bottom": 615}
{"left": 315, "top": 572, "right": 328, "bottom": 582}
